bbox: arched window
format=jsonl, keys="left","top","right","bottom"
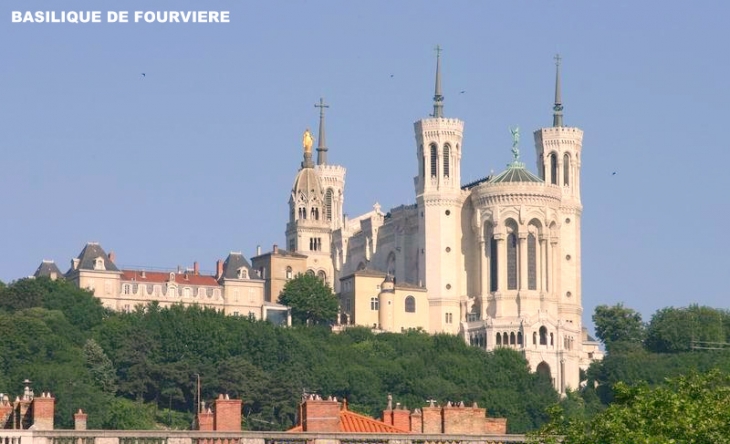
{"left": 430, "top": 144, "right": 438, "bottom": 177}
{"left": 443, "top": 144, "right": 450, "bottom": 178}
{"left": 563, "top": 153, "right": 570, "bottom": 186}
{"left": 550, "top": 333, "right": 554, "bottom": 346}
{"left": 550, "top": 153, "right": 558, "bottom": 185}
{"left": 324, "top": 189, "right": 333, "bottom": 221}
{"left": 286, "top": 266, "right": 293, "bottom": 279}
{"left": 537, "top": 361, "right": 551, "bottom": 379}
{"left": 540, "top": 326, "right": 548, "bottom": 345}
{"left": 405, "top": 295, "right": 416, "bottom": 313}
{"left": 517, "top": 332, "right": 523, "bottom": 345}
{"left": 528, "top": 233, "right": 537, "bottom": 290}
{"left": 317, "top": 270, "right": 326, "bottom": 282}
{"left": 306, "top": 269, "right": 315, "bottom": 277}
{"left": 496, "top": 333, "right": 502, "bottom": 346}
{"left": 490, "top": 235, "right": 498, "bottom": 292}
{"left": 507, "top": 233, "right": 518, "bottom": 290}
{"left": 510, "top": 332, "right": 516, "bottom": 345}
{"left": 370, "top": 297, "right": 379, "bottom": 310}
{"left": 533, "top": 331, "right": 537, "bottom": 345}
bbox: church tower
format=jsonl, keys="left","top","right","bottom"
{"left": 414, "top": 46, "right": 466, "bottom": 334}
{"left": 313, "top": 98, "right": 346, "bottom": 233}
{"left": 533, "top": 55, "right": 584, "bottom": 392}
{"left": 286, "top": 123, "right": 334, "bottom": 286}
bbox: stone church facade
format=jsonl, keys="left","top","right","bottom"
{"left": 276, "top": 51, "right": 602, "bottom": 393}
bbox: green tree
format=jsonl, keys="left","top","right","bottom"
{"left": 592, "top": 303, "right": 645, "bottom": 350}
{"left": 531, "top": 369, "right": 730, "bottom": 443}
{"left": 646, "top": 304, "right": 728, "bottom": 353}
{"left": 278, "top": 273, "right": 338, "bottom": 325}
{"left": 83, "top": 339, "right": 118, "bottom": 394}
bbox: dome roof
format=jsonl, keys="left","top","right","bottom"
{"left": 489, "top": 162, "right": 543, "bottom": 184}
{"left": 292, "top": 167, "right": 324, "bottom": 201}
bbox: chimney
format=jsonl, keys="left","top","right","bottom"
{"left": 194, "top": 261, "right": 200, "bottom": 276}
{"left": 31, "top": 392, "right": 55, "bottom": 430}
{"left": 409, "top": 408, "right": 422, "bottom": 433}
{"left": 421, "top": 401, "right": 441, "bottom": 434}
{"left": 216, "top": 260, "right": 224, "bottom": 280}
{"left": 196, "top": 407, "right": 214, "bottom": 431}
{"left": 71, "top": 258, "right": 80, "bottom": 271}
{"left": 256, "top": 245, "right": 261, "bottom": 256}
{"left": 301, "top": 395, "right": 340, "bottom": 432}
{"left": 141, "top": 270, "right": 146, "bottom": 279}
{"left": 213, "top": 393, "right": 242, "bottom": 431}
{"left": 108, "top": 251, "right": 116, "bottom": 264}
{"left": 0, "top": 395, "right": 13, "bottom": 429}
{"left": 391, "top": 403, "right": 410, "bottom": 432}
{"left": 273, "top": 244, "right": 279, "bottom": 254}
{"left": 74, "top": 409, "right": 87, "bottom": 430}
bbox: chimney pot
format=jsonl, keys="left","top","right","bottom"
{"left": 194, "top": 261, "right": 200, "bottom": 275}
{"left": 273, "top": 244, "right": 279, "bottom": 254}
{"left": 256, "top": 245, "right": 262, "bottom": 256}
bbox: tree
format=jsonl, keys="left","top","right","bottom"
{"left": 531, "top": 369, "right": 730, "bottom": 443}
{"left": 646, "top": 305, "right": 728, "bottom": 353}
{"left": 83, "top": 339, "right": 118, "bottom": 394}
{"left": 278, "top": 273, "right": 338, "bottom": 325}
{"left": 592, "top": 303, "right": 645, "bottom": 350}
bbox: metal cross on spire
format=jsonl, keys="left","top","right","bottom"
{"left": 432, "top": 45, "right": 444, "bottom": 118}
{"left": 553, "top": 53, "right": 564, "bottom": 127}
{"left": 315, "top": 97, "right": 329, "bottom": 165}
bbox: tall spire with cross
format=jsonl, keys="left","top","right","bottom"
{"left": 553, "top": 54, "right": 564, "bottom": 127}
{"left": 315, "top": 97, "right": 329, "bottom": 165}
{"left": 432, "top": 45, "right": 444, "bottom": 118}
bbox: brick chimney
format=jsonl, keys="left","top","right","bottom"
{"left": 442, "top": 401, "right": 473, "bottom": 434}
{"left": 108, "top": 251, "right": 116, "bottom": 264}
{"left": 0, "top": 395, "right": 12, "bottom": 428}
{"left": 409, "top": 408, "right": 422, "bottom": 432}
{"left": 196, "top": 406, "right": 214, "bottom": 431}
{"left": 420, "top": 400, "right": 441, "bottom": 434}
{"left": 213, "top": 394, "right": 242, "bottom": 431}
{"left": 391, "top": 403, "right": 410, "bottom": 432}
{"left": 194, "top": 261, "right": 200, "bottom": 276}
{"left": 216, "top": 260, "right": 224, "bottom": 280}
{"left": 273, "top": 244, "right": 279, "bottom": 254}
{"left": 301, "top": 395, "right": 340, "bottom": 432}
{"left": 74, "top": 409, "right": 87, "bottom": 430}
{"left": 32, "top": 392, "right": 55, "bottom": 430}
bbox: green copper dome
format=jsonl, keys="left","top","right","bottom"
{"left": 489, "top": 161, "right": 543, "bottom": 184}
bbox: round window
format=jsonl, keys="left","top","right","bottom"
{"left": 446, "top": 284, "right": 452, "bottom": 290}
{"left": 445, "top": 210, "right": 451, "bottom": 216}
{"left": 446, "top": 247, "right": 451, "bottom": 253}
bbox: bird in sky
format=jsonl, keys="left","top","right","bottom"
{"left": 612, "top": 172, "right": 617, "bottom": 175}
{"left": 141, "top": 73, "right": 146, "bottom": 77}
{"left": 460, "top": 90, "right": 466, "bottom": 94}
{"left": 390, "top": 74, "right": 394, "bottom": 78}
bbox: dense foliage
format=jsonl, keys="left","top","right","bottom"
{"left": 531, "top": 369, "right": 730, "bottom": 443}
{"left": 0, "top": 277, "right": 557, "bottom": 432}
{"left": 278, "top": 273, "right": 338, "bottom": 325}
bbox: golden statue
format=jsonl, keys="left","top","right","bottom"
{"left": 302, "top": 128, "right": 314, "bottom": 154}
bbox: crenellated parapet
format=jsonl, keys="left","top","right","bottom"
{"left": 415, "top": 118, "right": 465, "bottom": 137}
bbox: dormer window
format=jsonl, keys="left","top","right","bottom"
{"left": 237, "top": 268, "right": 248, "bottom": 279}
{"left": 94, "top": 257, "right": 105, "bottom": 271}
{"left": 169, "top": 272, "right": 175, "bottom": 282}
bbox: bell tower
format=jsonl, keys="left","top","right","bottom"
{"left": 414, "top": 46, "right": 466, "bottom": 334}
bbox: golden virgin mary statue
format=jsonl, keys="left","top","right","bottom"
{"left": 302, "top": 128, "right": 314, "bottom": 154}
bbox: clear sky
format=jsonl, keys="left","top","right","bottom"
{"left": 1, "top": 0, "right": 728, "bottom": 331}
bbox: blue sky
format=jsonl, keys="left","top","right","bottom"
{"left": 1, "top": 0, "right": 728, "bottom": 330}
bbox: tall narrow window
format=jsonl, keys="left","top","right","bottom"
{"left": 540, "top": 326, "right": 548, "bottom": 345}
{"left": 405, "top": 296, "right": 415, "bottom": 313}
{"left": 563, "top": 153, "right": 570, "bottom": 186}
{"left": 370, "top": 297, "right": 379, "bottom": 310}
{"left": 496, "top": 333, "right": 502, "bottom": 346}
{"left": 420, "top": 145, "right": 425, "bottom": 178}
{"left": 550, "top": 153, "right": 558, "bottom": 185}
{"left": 490, "top": 236, "right": 498, "bottom": 292}
{"left": 443, "top": 144, "right": 450, "bottom": 178}
{"left": 325, "top": 189, "right": 333, "bottom": 221}
{"left": 507, "top": 233, "right": 518, "bottom": 290}
{"left": 528, "top": 233, "right": 537, "bottom": 290}
{"left": 286, "top": 267, "right": 293, "bottom": 279}
{"left": 317, "top": 270, "right": 326, "bottom": 282}
{"left": 430, "top": 144, "right": 438, "bottom": 177}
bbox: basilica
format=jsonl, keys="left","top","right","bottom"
{"left": 269, "top": 51, "right": 602, "bottom": 393}
{"left": 33, "top": 50, "right": 602, "bottom": 394}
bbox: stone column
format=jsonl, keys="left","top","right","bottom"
{"left": 494, "top": 233, "right": 506, "bottom": 292}
{"left": 540, "top": 236, "right": 548, "bottom": 292}
{"left": 479, "top": 236, "right": 487, "bottom": 296}
{"left": 518, "top": 234, "right": 528, "bottom": 291}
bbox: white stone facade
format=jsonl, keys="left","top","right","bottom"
{"left": 283, "top": 55, "right": 600, "bottom": 393}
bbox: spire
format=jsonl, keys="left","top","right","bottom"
{"left": 315, "top": 98, "right": 329, "bottom": 165}
{"left": 553, "top": 54, "right": 564, "bottom": 127}
{"left": 432, "top": 45, "right": 444, "bottom": 118}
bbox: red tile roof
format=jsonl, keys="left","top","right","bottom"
{"left": 287, "top": 402, "right": 410, "bottom": 434}
{"left": 121, "top": 270, "right": 220, "bottom": 286}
